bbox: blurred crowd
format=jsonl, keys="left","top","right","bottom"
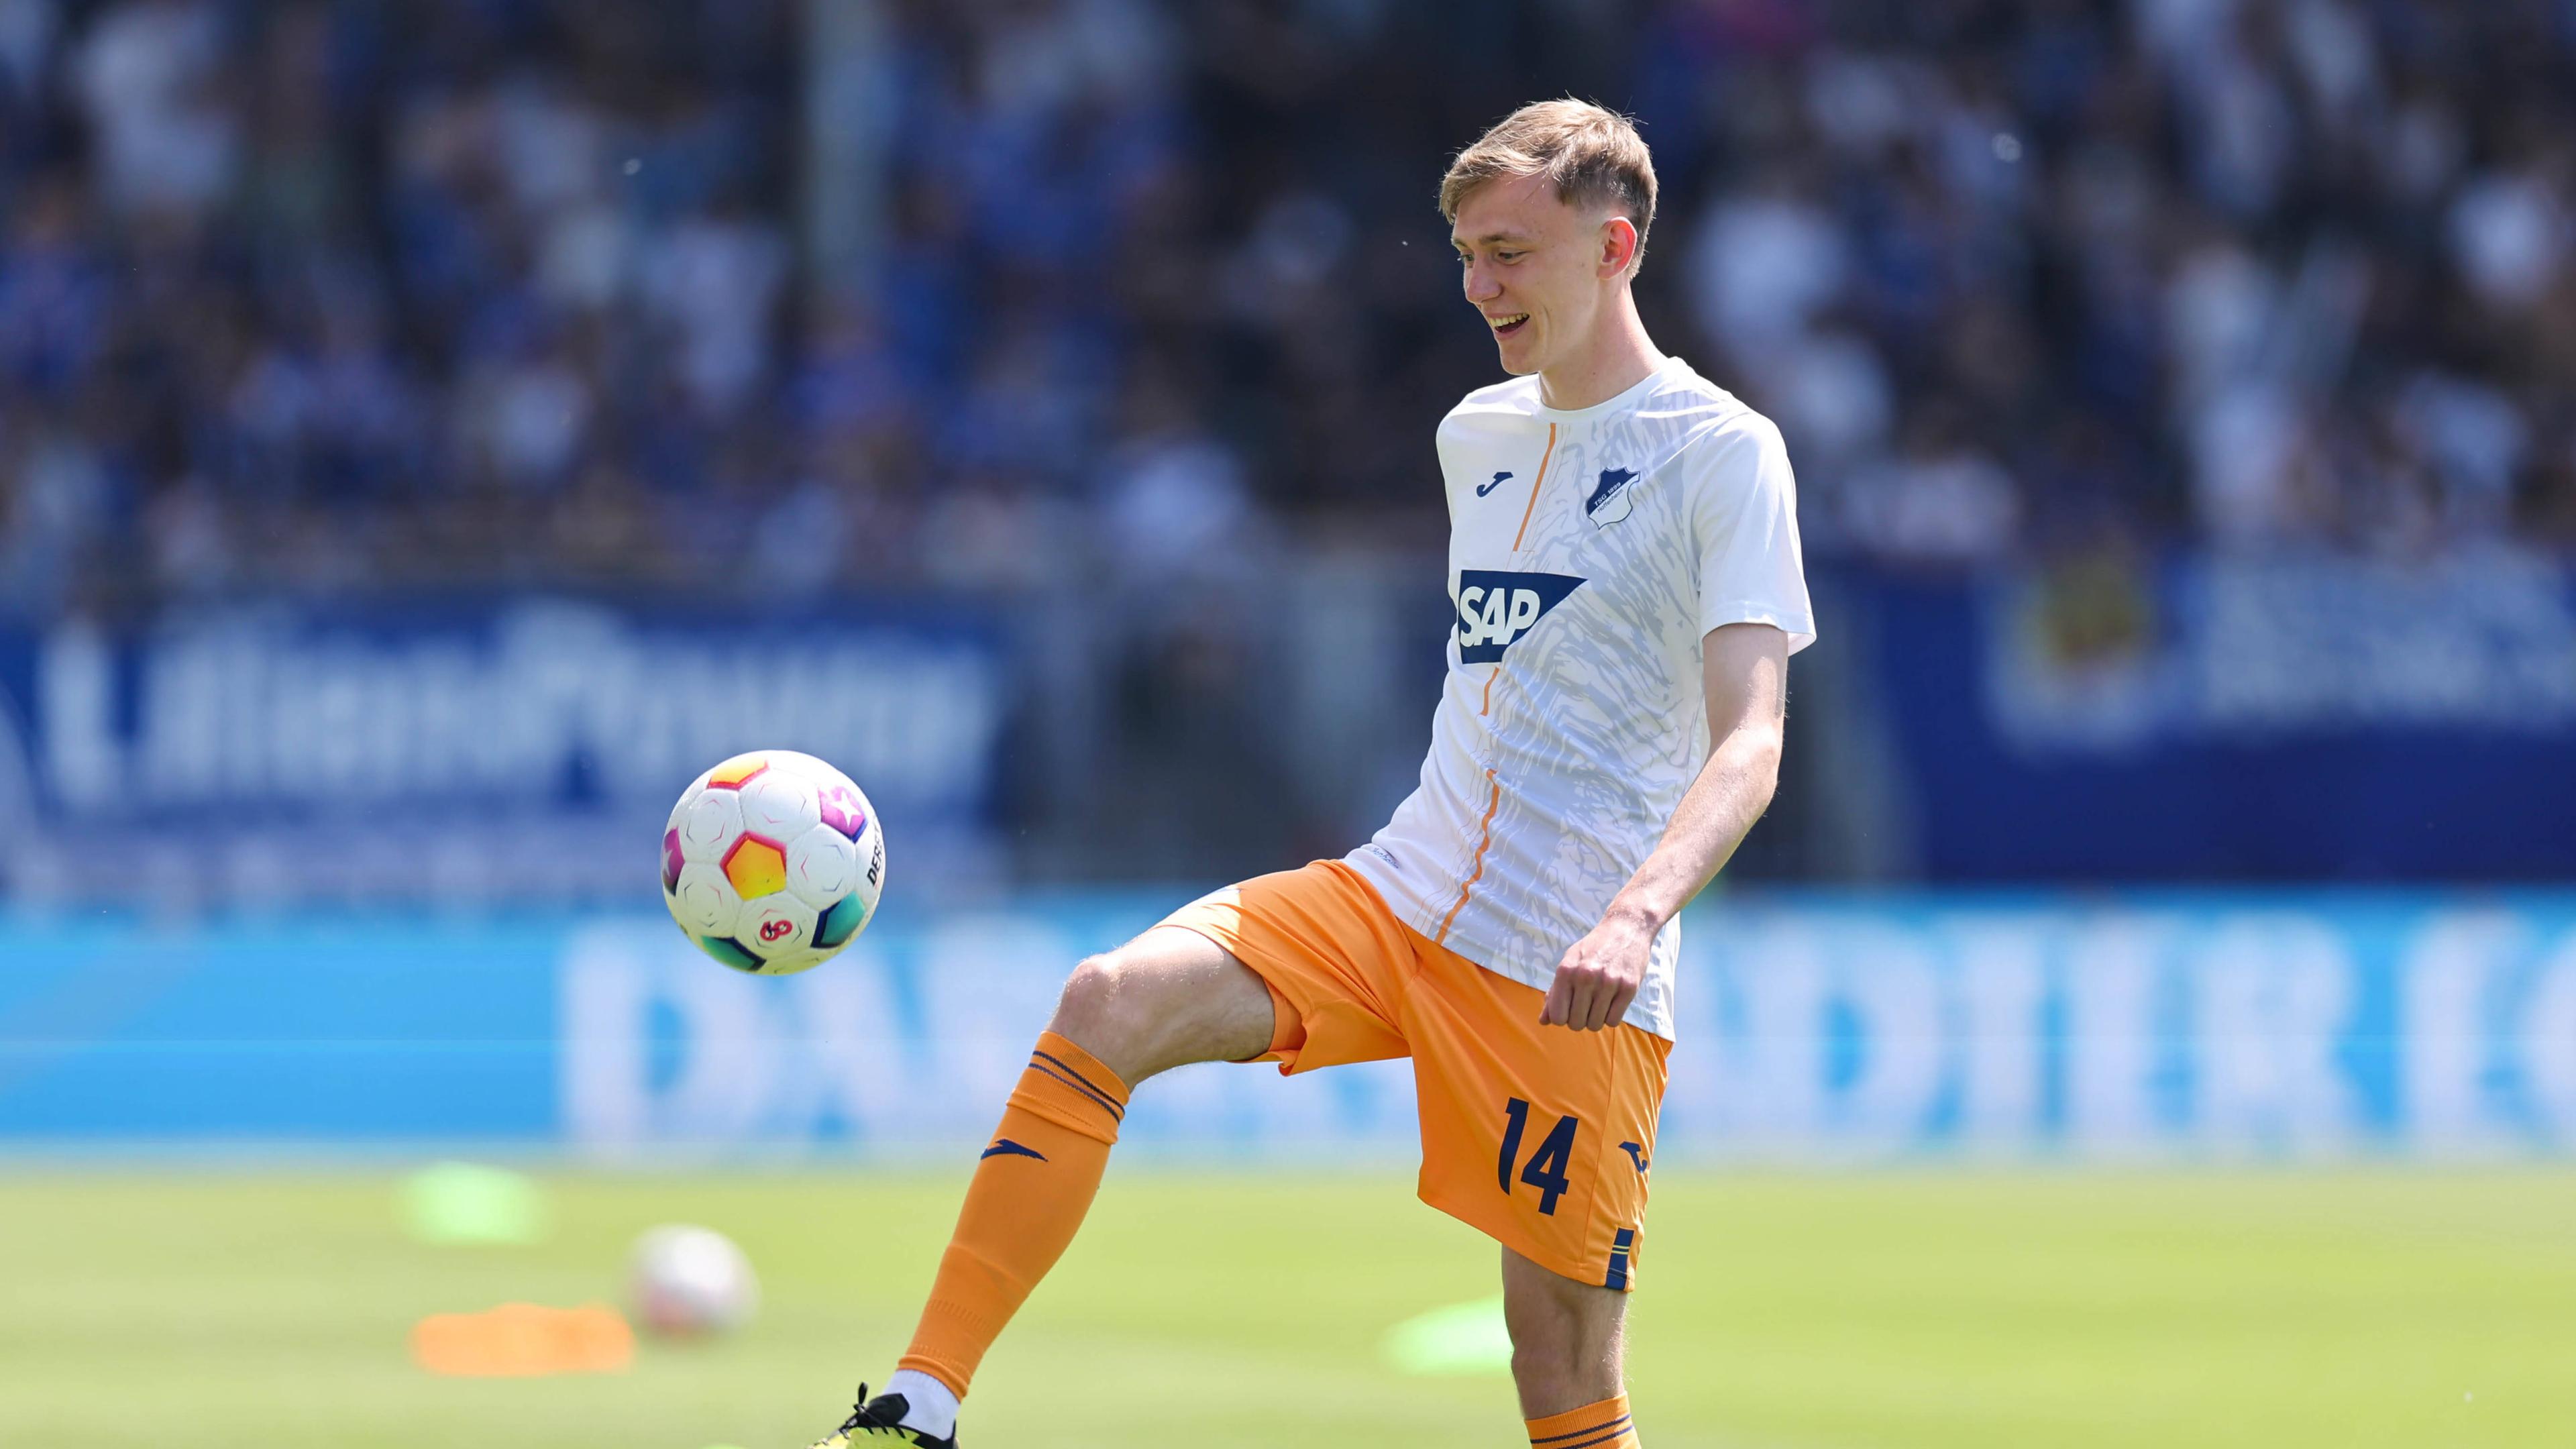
{"left": 3, "top": 0, "right": 2575, "bottom": 624}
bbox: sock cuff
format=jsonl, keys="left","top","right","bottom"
{"left": 1032, "top": 1031, "right": 1131, "bottom": 1104}
{"left": 1527, "top": 1394, "right": 1634, "bottom": 1448}
{"left": 1009, "top": 1032, "right": 1130, "bottom": 1142}
{"left": 892, "top": 1352, "right": 972, "bottom": 1403}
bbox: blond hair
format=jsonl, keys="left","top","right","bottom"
{"left": 1439, "top": 99, "right": 1658, "bottom": 272}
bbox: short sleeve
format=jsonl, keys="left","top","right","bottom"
{"left": 1690, "top": 415, "right": 1817, "bottom": 653}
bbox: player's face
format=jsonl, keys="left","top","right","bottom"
{"left": 1452, "top": 174, "right": 1619, "bottom": 376}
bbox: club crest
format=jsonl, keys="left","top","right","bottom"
{"left": 1585, "top": 466, "right": 1639, "bottom": 527}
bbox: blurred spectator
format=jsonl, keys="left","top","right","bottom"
{"left": 1842, "top": 402, "right": 2021, "bottom": 564}
{"left": 74, "top": 0, "right": 237, "bottom": 217}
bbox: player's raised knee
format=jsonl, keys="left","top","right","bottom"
{"left": 1054, "top": 951, "right": 1122, "bottom": 1027}
{"left": 1050, "top": 951, "right": 1159, "bottom": 1061}
{"left": 1048, "top": 932, "right": 1277, "bottom": 1084}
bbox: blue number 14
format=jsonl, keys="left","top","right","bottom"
{"left": 1497, "top": 1097, "right": 1579, "bottom": 1217}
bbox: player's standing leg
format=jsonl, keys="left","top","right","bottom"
{"left": 808, "top": 926, "right": 1277, "bottom": 1447}
{"left": 1505, "top": 1247, "right": 1643, "bottom": 1447}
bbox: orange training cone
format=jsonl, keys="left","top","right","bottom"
{"left": 410, "top": 1303, "right": 635, "bottom": 1377}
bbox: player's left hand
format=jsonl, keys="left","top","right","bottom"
{"left": 1542, "top": 907, "right": 1654, "bottom": 1031}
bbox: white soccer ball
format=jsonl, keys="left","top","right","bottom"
{"left": 661, "top": 750, "right": 885, "bottom": 974}
{"left": 629, "top": 1224, "right": 759, "bottom": 1336}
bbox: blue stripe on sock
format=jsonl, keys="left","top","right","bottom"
{"left": 1546, "top": 1425, "right": 1633, "bottom": 1449}
{"left": 1027, "top": 1057, "right": 1124, "bottom": 1124}
{"left": 1532, "top": 1413, "right": 1629, "bottom": 1445}
{"left": 1030, "top": 1050, "right": 1124, "bottom": 1118}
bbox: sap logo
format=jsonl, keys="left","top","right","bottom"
{"left": 1586, "top": 466, "right": 1639, "bottom": 527}
{"left": 1456, "top": 570, "right": 1585, "bottom": 663}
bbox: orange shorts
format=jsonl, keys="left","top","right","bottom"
{"left": 1158, "top": 859, "right": 1670, "bottom": 1291}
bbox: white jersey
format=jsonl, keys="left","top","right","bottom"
{"left": 1343, "top": 356, "right": 1815, "bottom": 1041}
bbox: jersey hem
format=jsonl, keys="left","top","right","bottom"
{"left": 1344, "top": 846, "right": 1678, "bottom": 1042}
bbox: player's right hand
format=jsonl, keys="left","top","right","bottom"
{"left": 1540, "top": 905, "right": 1654, "bottom": 1031}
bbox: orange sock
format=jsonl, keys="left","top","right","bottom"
{"left": 1528, "top": 1394, "right": 1639, "bottom": 1448}
{"left": 897, "top": 1030, "right": 1131, "bottom": 1398}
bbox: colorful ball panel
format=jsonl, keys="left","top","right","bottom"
{"left": 721, "top": 835, "right": 788, "bottom": 899}
{"left": 816, "top": 780, "right": 869, "bottom": 842}
{"left": 699, "top": 935, "right": 763, "bottom": 973}
{"left": 814, "top": 894, "right": 870, "bottom": 950}
{"left": 705, "top": 753, "right": 771, "bottom": 790}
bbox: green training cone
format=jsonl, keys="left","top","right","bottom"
{"left": 398, "top": 1161, "right": 550, "bottom": 1246}
{"left": 1380, "top": 1294, "right": 1513, "bottom": 1376}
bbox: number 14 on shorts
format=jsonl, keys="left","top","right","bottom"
{"left": 1497, "top": 1097, "right": 1578, "bottom": 1216}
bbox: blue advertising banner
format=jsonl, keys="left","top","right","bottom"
{"left": 1849, "top": 549, "right": 2576, "bottom": 879}
{"left": 0, "top": 599, "right": 1008, "bottom": 907}
{"left": 5, "top": 892, "right": 2572, "bottom": 1160}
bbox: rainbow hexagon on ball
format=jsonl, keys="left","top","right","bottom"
{"left": 662, "top": 750, "right": 885, "bottom": 974}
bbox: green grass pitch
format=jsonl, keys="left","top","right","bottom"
{"left": 5, "top": 1168, "right": 2569, "bottom": 1447}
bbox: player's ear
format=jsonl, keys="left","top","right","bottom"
{"left": 1599, "top": 216, "right": 1638, "bottom": 279}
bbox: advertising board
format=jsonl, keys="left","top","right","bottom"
{"left": 6, "top": 893, "right": 2571, "bottom": 1161}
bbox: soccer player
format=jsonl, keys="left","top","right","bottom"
{"left": 810, "top": 99, "right": 1812, "bottom": 1448}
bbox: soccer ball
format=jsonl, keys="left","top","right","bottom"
{"left": 661, "top": 749, "right": 884, "bottom": 974}
{"left": 629, "top": 1224, "right": 759, "bottom": 1336}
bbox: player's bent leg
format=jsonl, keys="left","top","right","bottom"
{"left": 1503, "top": 1245, "right": 1642, "bottom": 1446}
{"left": 808, "top": 928, "right": 1283, "bottom": 1446}
{"left": 1046, "top": 924, "right": 1280, "bottom": 1084}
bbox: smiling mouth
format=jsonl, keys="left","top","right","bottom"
{"left": 1488, "top": 313, "right": 1529, "bottom": 337}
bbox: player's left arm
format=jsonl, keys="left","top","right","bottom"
{"left": 1540, "top": 621, "right": 1788, "bottom": 1031}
